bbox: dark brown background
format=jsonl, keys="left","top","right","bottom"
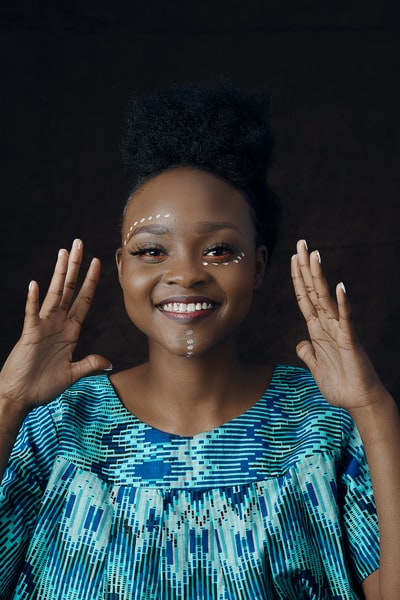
{"left": 1, "top": 2, "right": 399, "bottom": 402}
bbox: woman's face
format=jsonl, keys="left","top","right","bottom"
{"left": 116, "top": 166, "right": 267, "bottom": 359}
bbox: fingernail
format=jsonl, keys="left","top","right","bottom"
{"left": 301, "top": 239, "right": 308, "bottom": 250}
{"left": 315, "top": 250, "right": 321, "bottom": 264}
{"left": 339, "top": 282, "right": 346, "bottom": 294}
{"left": 104, "top": 364, "right": 113, "bottom": 372}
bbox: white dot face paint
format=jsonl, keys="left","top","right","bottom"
{"left": 123, "top": 213, "right": 172, "bottom": 246}
{"left": 203, "top": 252, "right": 246, "bottom": 268}
{"left": 185, "top": 329, "right": 194, "bottom": 358}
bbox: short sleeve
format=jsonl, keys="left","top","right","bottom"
{"left": 0, "top": 405, "right": 59, "bottom": 598}
{"left": 338, "top": 410, "right": 380, "bottom": 586}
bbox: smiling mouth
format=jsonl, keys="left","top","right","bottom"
{"left": 156, "top": 299, "right": 217, "bottom": 321}
{"left": 160, "top": 301, "right": 215, "bottom": 313}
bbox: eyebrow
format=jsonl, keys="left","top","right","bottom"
{"left": 194, "top": 221, "right": 243, "bottom": 234}
{"left": 129, "top": 221, "right": 242, "bottom": 237}
{"left": 129, "top": 224, "right": 170, "bottom": 236}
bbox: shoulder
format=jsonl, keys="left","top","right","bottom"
{"left": 19, "top": 375, "right": 117, "bottom": 438}
{"left": 270, "top": 363, "right": 338, "bottom": 412}
{"left": 267, "top": 364, "right": 351, "bottom": 448}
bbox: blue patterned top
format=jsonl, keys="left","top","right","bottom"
{"left": 0, "top": 365, "right": 379, "bottom": 599}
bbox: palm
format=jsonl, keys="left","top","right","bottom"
{"left": 291, "top": 240, "right": 383, "bottom": 410}
{"left": 0, "top": 240, "right": 111, "bottom": 411}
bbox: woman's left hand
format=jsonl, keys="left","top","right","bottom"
{"left": 291, "top": 239, "right": 387, "bottom": 412}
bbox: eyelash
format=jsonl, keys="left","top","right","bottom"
{"left": 203, "top": 242, "right": 237, "bottom": 261}
{"left": 128, "top": 242, "right": 238, "bottom": 262}
{"left": 129, "top": 244, "right": 166, "bottom": 260}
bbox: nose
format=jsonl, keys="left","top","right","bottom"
{"left": 162, "top": 253, "right": 210, "bottom": 288}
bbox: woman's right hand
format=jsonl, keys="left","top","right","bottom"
{"left": 0, "top": 239, "right": 112, "bottom": 416}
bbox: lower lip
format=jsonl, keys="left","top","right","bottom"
{"left": 157, "top": 307, "right": 216, "bottom": 323}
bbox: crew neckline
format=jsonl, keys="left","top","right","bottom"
{"left": 104, "top": 364, "right": 281, "bottom": 440}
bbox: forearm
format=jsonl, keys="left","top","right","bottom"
{"left": 0, "top": 399, "right": 27, "bottom": 482}
{"left": 350, "top": 391, "right": 400, "bottom": 600}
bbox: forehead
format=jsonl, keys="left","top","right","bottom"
{"left": 123, "top": 167, "right": 252, "bottom": 226}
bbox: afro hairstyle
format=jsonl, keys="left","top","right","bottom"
{"left": 121, "top": 80, "right": 280, "bottom": 252}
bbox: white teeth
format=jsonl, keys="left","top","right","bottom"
{"left": 161, "top": 301, "right": 214, "bottom": 313}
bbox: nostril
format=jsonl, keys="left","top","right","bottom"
{"left": 162, "top": 259, "right": 211, "bottom": 286}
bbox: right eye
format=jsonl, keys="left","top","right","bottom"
{"left": 129, "top": 245, "right": 167, "bottom": 261}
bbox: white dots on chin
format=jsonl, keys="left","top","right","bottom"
{"left": 185, "top": 329, "right": 195, "bottom": 357}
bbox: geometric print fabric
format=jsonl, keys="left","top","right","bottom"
{"left": 0, "top": 365, "right": 379, "bottom": 599}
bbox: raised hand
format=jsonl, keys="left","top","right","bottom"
{"left": 0, "top": 239, "right": 112, "bottom": 415}
{"left": 291, "top": 239, "right": 386, "bottom": 412}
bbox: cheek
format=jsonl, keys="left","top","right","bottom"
{"left": 119, "top": 265, "right": 158, "bottom": 312}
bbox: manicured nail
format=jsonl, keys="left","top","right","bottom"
{"left": 104, "top": 364, "right": 113, "bottom": 372}
{"left": 315, "top": 250, "right": 321, "bottom": 264}
{"left": 339, "top": 282, "right": 346, "bottom": 294}
{"left": 301, "top": 239, "right": 308, "bottom": 250}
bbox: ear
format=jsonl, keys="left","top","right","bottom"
{"left": 254, "top": 245, "right": 268, "bottom": 289}
{"left": 115, "top": 248, "right": 123, "bottom": 286}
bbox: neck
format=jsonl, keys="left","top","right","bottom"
{"left": 130, "top": 339, "right": 270, "bottom": 436}
{"left": 146, "top": 338, "right": 242, "bottom": 403}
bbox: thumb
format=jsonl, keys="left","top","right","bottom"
{"left": 296, "top": 341, "right": 317, "bottom": 371}
{"left": 71, "top": 354, "right": 113, "bottom": 382}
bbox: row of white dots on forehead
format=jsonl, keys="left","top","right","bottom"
{"left": 123, "top": 213, "right": 171, "bottom": 246}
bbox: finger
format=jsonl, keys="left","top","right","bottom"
{"left": 68, "top": 257, "right": 101, "bottom": 327}
{"left": 23, "top": 280, "right": 40, "bottom": 330}
{"left": 59, "top": 239, "right": 84, "bottom": 311}
{"left": 291, "top": 253, "right": 318, "bottom": 323}
{"left": 336, "top": 282, "right": 355, "bottom": 339}
{"left": 296, "top": 239, "right": 319, "bottom": 307}
{"left": 70, "top": 354, "right": 113, "bottom": 383}
{"left": 309, "top": 250, "right": 339, "bottom": 321}
{"left": 296, "top": 340, "right": 317, "bottom": 371}
{"left": 39, "top": 248, "right": 69, "bottom": 318}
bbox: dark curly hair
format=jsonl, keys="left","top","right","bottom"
{"left": 121, "top": 81, "right": 280, "bottom": 252}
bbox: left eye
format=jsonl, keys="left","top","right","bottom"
{"left": 204, "top": 245, "right": 236, "bottom": 261}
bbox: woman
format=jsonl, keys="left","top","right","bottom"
{"left": 0, "top": 82, "right": 398, "bottom": 599}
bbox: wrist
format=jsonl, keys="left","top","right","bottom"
{"left": 0, "top": 388, "right": 30, "bottom": 435}
{"left": 348, "top": 390, "right": 400, "bottom": 446}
